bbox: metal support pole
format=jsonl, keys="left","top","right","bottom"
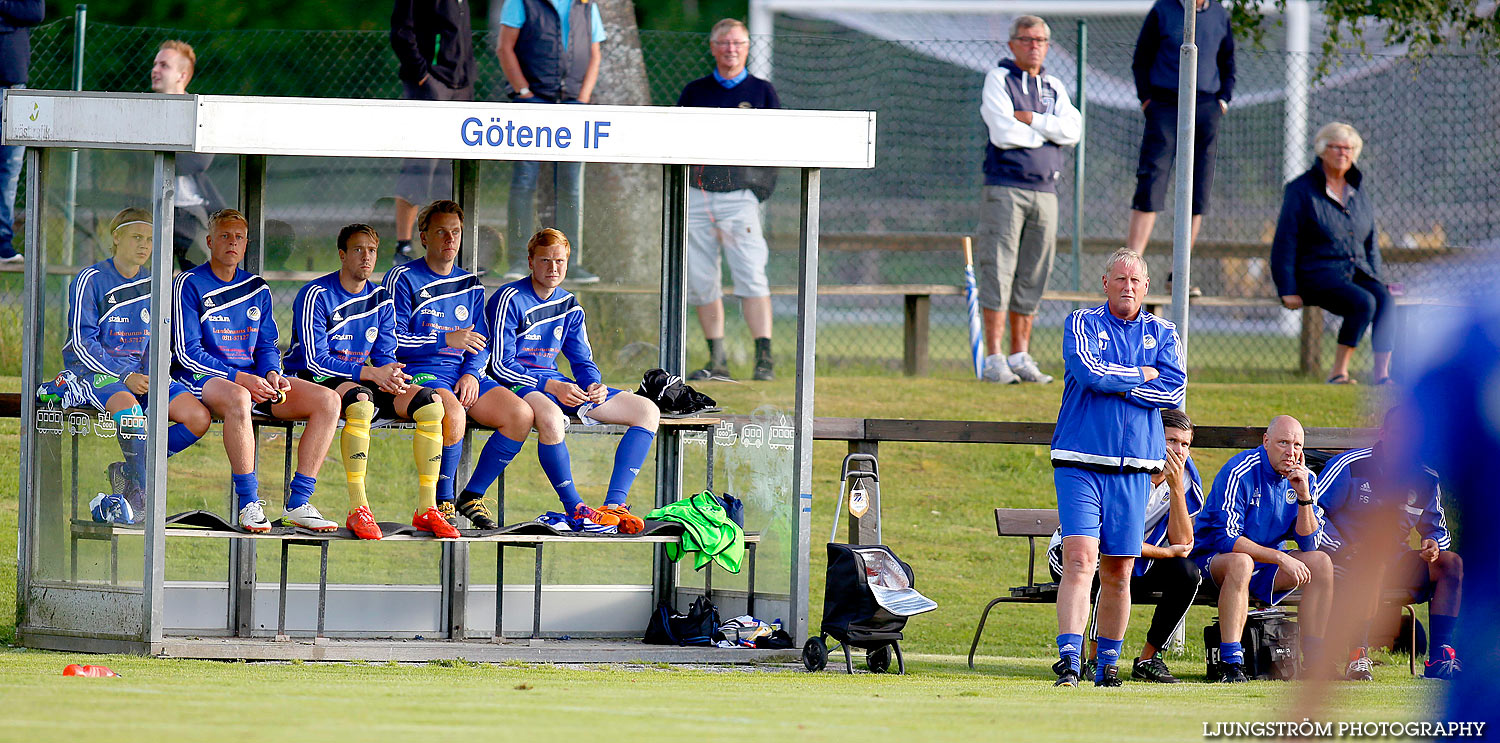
{"left": 494, "top": 543, "right": 505, "bottom": 640}
{"left": 317, "top": 541, "right": 328, "bottom": 638}
{"left": 1168, "top": 0, "right": 1198, "bottom": 397}
{"left": 748, "top": 0, "right": 773, "bottom": 81}
{"left": 276, "top": 541, "right": 290, "bottom": 638}
{"left": 1283, "top": 0, "right": 1311, "bottom": 185}
{"left": 142, "top": 151, "right": 175, "bottom": 646}
{"left": 789, "top": 168, "right": 820, "bottom": 644}
{"left": 62, "top": 5, "right": 85, "bottom": 266}
{"left": 1071, "top": 19, "right": 1087, "bottom": 294}
{"left": 531, "top": 544, "right": 544, "bottom": 639}
{"left": 653, "top": 164, "right": 689, "bottom": 609}
{"left": 231, "top": 153, "right": 266, "bottom": 636}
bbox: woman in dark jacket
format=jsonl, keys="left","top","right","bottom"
{"left": 1271, "top": 122, "right": 1391, "bottom": 384}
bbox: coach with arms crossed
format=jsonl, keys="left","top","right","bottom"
{"left": 1050, "top": 248, "right": 1185, "bottom": 687}
{"left": 975, "top": 15, "right": 1081, "bottom": 385}
{"left": 1192, "top": 414, "right": 1332, "bottom": 682}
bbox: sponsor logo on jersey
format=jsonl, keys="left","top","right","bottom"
{"left": 420, "top": 289, "right": 431, "bottom": 298}
{"left": 246, "top": 306, "right": 261, "bottom": 322}
{"left": 454, "top": 305, "right": 469, "bottom": 322}
{"left": 365, "top": 327, "right": 379, "bottom": 343}
{"left": 1097, "top": 330, "right": 1109, "bottom": 351}
{"left": 332, "top": 312, "right": 342, "bottom": 321}
{"left": 1359, "top": 481, "right": 1372, "bottom": 492}
{"left": 1143, "top": 335, "right": 1157, "bottom": 349}
{"left": 107, "top": 294, "right": 117, "bottom": 304}
{"left": 106, "top": 316, "right": 131, "bottom": 323}
{"left": 332, "top": 334, "right": 354, "bottom": 342}
{"left": 418, "top": 308, "right": 444, "bottom": 317}
{"left": 411, "top": 373, "right": 437, "bottom": 385}
{"left": 525, "top": 333, "right": 542, "bottom": 341}
{"left": 94, "top": 374, "right": 120, "bottom": 386}
{"left": 206, "top": 314, "right": 231, "bottom": 323}
{"left": 204, "top": 296, "right": 215, "bottom": 307}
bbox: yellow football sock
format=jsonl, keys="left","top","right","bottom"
{"left": 412, "top": 400, "right": 444, "bottom": 511}
{"left": 342, "top": 399, "right": 375, "bottom": 511}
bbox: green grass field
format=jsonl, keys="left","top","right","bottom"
{"left": 0, "top": 373, "right": 1444, "bottom": 742}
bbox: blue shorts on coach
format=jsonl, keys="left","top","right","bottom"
{"left": 1055, "top": 467, "right": 1150, "bottom": 557}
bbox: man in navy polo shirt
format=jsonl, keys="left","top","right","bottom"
{"left": 975, "top": 15, "right": 1081, "bottom": 386}
{"left": 677, "top": 18, "right": 781, "bottom": 382}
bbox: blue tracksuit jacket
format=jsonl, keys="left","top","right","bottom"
{"left": 1194, "top": 446, "right": 1323, "bottom": 557}
{"left": 283, "top": 271, "right": 397, "bottom": 382}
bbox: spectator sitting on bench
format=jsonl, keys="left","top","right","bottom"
{"left": 1192, "top": 414, "right": 1332, "bottom": 682}
{"left": 171, "top": 208, "right": 343, "bottom": 533}
{"left": 487, "top": 228, "right": 659, "bottom": 534}
{"left": 48, "top": 207, "right": 211, "bottom": 520}
{"left": 1315, "top": 405, "right": 1463, "bottom": 681}
{"left": 1047, "top": 407, "right": 1204, "bottom": 683}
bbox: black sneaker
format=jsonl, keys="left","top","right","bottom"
{"left": 1132, "top": 656, "right": 1179, "bottom": 683}
{"left": 687, "top": 365, "right": 732, "bottom": 382}
{"left": 435, "top": 500, "right": 459, "bottom": 526}
{"left": 1217, "top": 662, "right": 1249, "bottom": 683}
{"left": 1094, "top": 663, "right": 1123, "bottom": 687}
{"left": 456, "top": 493, "right": 499, "bottom": 530}
{"left": 565, "top": 265, "right": 600, "bottom": 284}
{"left": 753, "top": 356, "right": 774, "bottom": 381}
{"left": 1053, "top": 668, "right": 1079, "bottom": 687}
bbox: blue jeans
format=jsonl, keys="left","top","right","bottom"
{"left": 0, "top": 84, "right": 25, "bottom": 257}
{"left": 507, "top": 98, "right": 584, "bottom": 267}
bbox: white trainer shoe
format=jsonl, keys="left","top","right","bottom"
{"left": 238, "top": 500, "right": 272, "bottom": 533}
{"left": 982, "top": 354, "right": 1019, "bottom": 384}
{"left": 1008, "top": 352, "right": 1054, "bottom": 384}
{"left": 282, "top": 503, "right": 338, "bottom": 532}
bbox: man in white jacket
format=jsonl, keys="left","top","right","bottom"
{"left": 975, "top": 15, "right": 1082, "bottom": 385}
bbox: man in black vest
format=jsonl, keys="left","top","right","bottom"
{"left": 391, "top": 0, "right": 477, "bottom": 263}
{"left": 0, "top": 0, "right": 40, "bottom": 265}
{"left": 497, "top": 0, "right": 605, "bottom": 284}
{"left": 975, "top": 15, "right": 1081, "bottom": 385}
{"left": 677, "top": 19, "right": 780, "bottom": 382}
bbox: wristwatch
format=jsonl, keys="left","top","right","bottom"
{"left": 1296, "top": 498, "right": 1314, "bottom": 506}
{"left": 517, "top": 87, "right": 532, "bottom": 98}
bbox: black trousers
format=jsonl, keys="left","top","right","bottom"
{"left": 1089, "top": 555, "right": 1202, "bottom": 652}
{"left": 1132, "top": 98, "right": 1223, "bottom": 215}
{"left": 1301, "top": 271, "right": 1394, "bottom": 351}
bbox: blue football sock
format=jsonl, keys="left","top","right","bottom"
{"left": 167, "top": 423, "right": 202, "bottom": 456}
{"left": 232, "top": 472, "right": 259, "bottom": 510}
{"left": 436, "top": 441, "right": 462, "bottom": 503}
{"left": 605, "top": 426, "right": 655, "bottom": 506}
{"left": 538, "top": 441, "right": 583, "bottom": 515}
{"left": 1430, "top": 614, "right": 1457, "bottom": 655}
{"left": 287, "top": 472, "right": 316, "bottom": 510}
{"left": 1303, "top": 635, "right": 1324, "bottom": 665}
{"left": 113, "top": 407, "right": 147, "bottom": 487}
{"left": 461, "top": 432, "right": 526, "bottom": 496}
{"left": 1220, "top": 641, "right": 1244, "bottom": 666}
{"left": 1095, "top": 637, "right": 1123, "bottom": 681}
{"left": 1056, "top": 633, "right": 1083, "bottom": 674}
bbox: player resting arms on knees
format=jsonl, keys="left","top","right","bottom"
{"left": 48, "top": 207, "right": 211, "bottom": 521}
{"left": 488, "top": 228, "right": 659, "bottom": 534}
{"left": 1192, "top": 414, "right": 1333, "bottom": 682}
{"left": 1049, "top": 407, "right": 1203, "bottom": 683}
{"left": 171, "top": 208, "right": 343, "bottom": 533}
{"left": 1050, "top": 247, "right": 1186, "bottom": 687}
{"left": 1316, "top": 405, "right": 1463, "bottom": 681}
{"left": 385, "top": 199, "right": 533, "bottom": 531}
{"left": 286, "top": 223, "right": 463, "bottom": 539}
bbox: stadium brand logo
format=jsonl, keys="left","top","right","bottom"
{"left": 525, "top": 333, "right": 542, "bottom": 341}
{"left": 106, "top": 316, "right": 131, "bottom": 323}
{"left": 332, "top": 334, "right": 354, "bottom": 341}
{"left": 418, "top": 308, "right": 443, "bottom": 317}
{"left": 206, "top": 314, "right": 231, "bottom": 322}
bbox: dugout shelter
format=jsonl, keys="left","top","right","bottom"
{"left": 8, "top": 91, "right": 875, "bottom": 659}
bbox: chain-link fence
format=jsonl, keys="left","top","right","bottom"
{"left": 2, "top": 15, "right": 1493, "bottom": 381}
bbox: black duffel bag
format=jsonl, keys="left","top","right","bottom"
{"left": 644, "top": 596, "right": 720, "bottom": 646}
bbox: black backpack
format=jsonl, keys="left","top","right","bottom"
{"left": 644, "top": 596, "right": 720, "bottom": 646}
{"left": 1205, "top": 610, "right": 1301, "bottom": 680}
{"left": 637, "top": 368, "right": 719, "bottom": 416}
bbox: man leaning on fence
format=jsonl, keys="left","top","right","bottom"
{"left": 0, "top": 0, "right": 39, "bottom": 264}
{"left": 677, "top": 18, "right": 781, "bottom": 382}
{"left": 975, "top": 15, "right": 1081, "bottom": 385}
{"left": 151, "top": 40, "right": 227, "bottom": 272}
{"left": 1050, "top": 248, "right": 1185, "bottom": 687}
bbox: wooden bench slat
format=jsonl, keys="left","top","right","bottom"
{"left": 995, "top": 508, "right": 1059, "bottom": 537}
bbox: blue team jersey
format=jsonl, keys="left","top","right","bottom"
{"left": 1051, "top": 304, "right": 1187, "bottom": 474}
{"left": 1194, "top": 446, "right": 1323, "bottom": 557}
{"left": 284, "top": 271, "right": 397, "bottom": 382}
{"left": 383, "top": 258, "right": 487, "bottom": 379}
{"left": 1136, "top": 457, "right": 1206, "bottom": 576}
{"left": 486, "top": 278, "right": 602, "bottom": 392}
{"left": 1313, "top": 444, "right": 1450, "bottom": 553}
{"left": 171, "top": 263, "right": 282, "bottom": 380}
{"left": 63, "top": 258, "right": 154, "bottom": 378}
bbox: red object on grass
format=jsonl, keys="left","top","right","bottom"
{"left": 62, "top": 664, "right": 120, "bottom": 677}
